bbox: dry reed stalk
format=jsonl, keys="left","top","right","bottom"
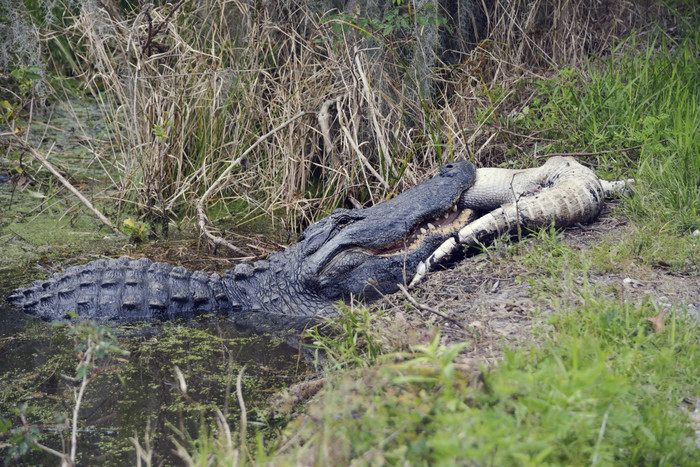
{"left": 49, "top": 0, "right": 647, "bottom": 246}
{"left": 75, "top": 1, "right": 251, "bottom": 211}
{"left": 64, "top": 1, "right": 449, "bottom": 237}
{"left": 487, "top": 0, "right": 644, "bottom": 70}
{"left": 195, "top": 112, "right": 307, "bottom": 252}
{"left": 7, "top": 133, "right": 123, "bottom": 237}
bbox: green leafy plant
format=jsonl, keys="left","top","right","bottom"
{"left": 0, "top": 404, "right": 42, "bottom": 463}
{"left": 266, "top": 289, "right": 699, "bottom": 466}
{"left": 324, "top": 2, "right": 446, "bottom": 43}
{"left": 393, "top": 333, "right": 467, "bottom": 391}
{"left": 306, "top": 303, "right": 388, "bottom": 370}
{"left": 10, "top": 65, "right": 43, "bottom": 97}
{"left": 122, "top": 217, "right": 149, "bottom": 242}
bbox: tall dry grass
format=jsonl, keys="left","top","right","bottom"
{"left": 28, "top": 0, "right": 659, "bottom": 242}
{"left": 66, "top": 0, "right": 447, "bottom": 237}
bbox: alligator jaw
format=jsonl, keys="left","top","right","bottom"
{"left": 316, "top": 202, "right": 475, "bottom": 278}
{"left": 313, "top": 185, "right": 478, "bottom": 300}
{"left": 313, "top": 192, "right": 475, "bottom": 279}
{"left": 372, "top": 204, "right": 476, "bottom": 256}
{"left": 304, "top": 161, "right": 477, "bottom": 277}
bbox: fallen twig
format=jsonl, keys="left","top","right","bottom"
{"left": 236, "top": 364, "right": 247, "bottom": 433}
{"left": 644, "top": 310, "right": 669, "bottom": 332}
{"left": 8, "top": 135, "right": 124, "bottom": 237}
{"left": 397, "top": 284, "right": 464, "bottom": 329}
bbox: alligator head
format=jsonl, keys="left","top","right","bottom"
{"left": 291, "top": 160, "right": 477, "bottom": 305}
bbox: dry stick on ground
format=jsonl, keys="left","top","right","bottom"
{"left": 68, "top": 346, "right": 93, "bottom": 464}
{"left": 7, "top": 133, "right": 124, "bottom": 237}
{"left": 397, "top": 284, "right": 465, "bottom": 329}
{"left": 195, "top": 111, "right": 307, "bottom": 253}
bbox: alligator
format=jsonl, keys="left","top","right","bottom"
{"left": 411, "top": 156, "right": 633, "bottom": 285}
{"left": 6, "top": 157, "right": 631, "bottom": 328}
{"left": 6, "top": 161, "right": 478, "bottom": 327}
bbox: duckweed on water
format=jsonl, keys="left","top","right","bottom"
{"left": 0, "top": 300, "right": 310, "bottom": 465}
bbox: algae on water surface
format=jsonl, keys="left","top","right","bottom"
{"left": 0, "top": 298, "right": 311, "bottom": 465}
{"left": 0, "top": 102, "right": 312, "bottom": 465}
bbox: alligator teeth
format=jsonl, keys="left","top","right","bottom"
{"left": 420, "top": 228, "right": 427, "bottom": 235}
{"left": 427, "top": 223, "right": 436, "bottom": 230}
{"left": 452, "top": 205, "right": 458, "bottom": 212}
{"left": 444, "top": 212, "right": 450, "bottom": 219}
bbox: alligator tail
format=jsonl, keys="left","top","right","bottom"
{"left": 6, "top": 257, "right": 231, "bottom": 321}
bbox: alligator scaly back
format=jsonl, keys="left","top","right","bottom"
{"left": 7, "top": 257, "right": 231, "bottom": 321}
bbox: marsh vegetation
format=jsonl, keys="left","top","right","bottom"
{"left": 1, "top": 0, "right": 698, "bottom": 464}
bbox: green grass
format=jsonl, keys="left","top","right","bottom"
{"left": 187, "top": 302, "right": 698, "bottom": 466}
{"left": 591, "top": 223, "right": 699, "bottom": 274}
{"left": 304, "top": 303, "right": 391, "bottom": 371}
{"left": 529, "top": 35, "right": 699, "bottom": 233}
{"left": 249, "top": 240, "right": 699, "bottom": 466}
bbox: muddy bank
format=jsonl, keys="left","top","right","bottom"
{"left": 374, "top": 209, "right": 700, "bottom": 368}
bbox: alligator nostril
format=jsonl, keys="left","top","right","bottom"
{"left": 444, "top": 163, "right": 453, "bottom": 168}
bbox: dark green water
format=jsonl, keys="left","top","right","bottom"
{"left": 0, "top": 279, "right": 311, "bottom": 466}
{"left": 0, "top": 101, "right": 312, "bottom": 465}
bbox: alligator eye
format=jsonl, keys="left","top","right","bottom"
{"left": 334, "top": 215, "right": 353, "bottom": 228}
{"left": 439, "top": 163, "right": 457, "bottom": 177}
{"left": 325, "top": 214, "right": 354, "bottom": 240}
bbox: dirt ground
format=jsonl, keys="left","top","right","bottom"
{"left": 371, "top": 209, "right": 700, "bottom": 369}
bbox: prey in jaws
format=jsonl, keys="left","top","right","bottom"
{"left": 410, "top": 156, "right": 634, "bottom": 287}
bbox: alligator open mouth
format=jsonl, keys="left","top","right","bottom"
{"left": 372, "top": 204, "right": 475, "bottom": 256}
